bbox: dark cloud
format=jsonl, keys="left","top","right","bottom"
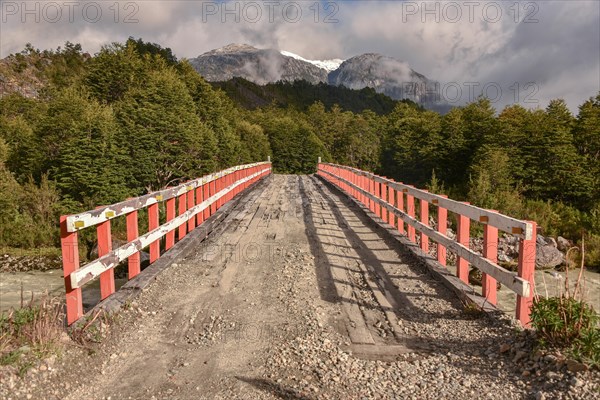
{"left": 1, "top": 1, "right": 598, "bottom": 111}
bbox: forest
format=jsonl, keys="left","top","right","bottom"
{"left": 0, "top": 39, "right": 599, "bottom": 267}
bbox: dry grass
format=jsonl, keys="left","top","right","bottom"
{"left": 0, "top": 289, "right": 64, "bottom": 370}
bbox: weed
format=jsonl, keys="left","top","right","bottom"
{"left": 0, "top": 291, "right": 64, "bottom": 373}
{"left": 530, "top": 236, "right": 600, "bottom": 368}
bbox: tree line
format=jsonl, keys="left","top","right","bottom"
{"left": 0, "top": 39, "right": 598, "bottom": 267}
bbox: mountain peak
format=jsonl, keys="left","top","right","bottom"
{"left": 189, "top": 44, "right": 443, "bottom": 108}
{"left": 206, "top": 43, "right": 258, "bottom": 55}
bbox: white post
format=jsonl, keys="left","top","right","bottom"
{"left": 318, "top": 157, "right": 322, "bottom": 163}
{"left": 267, "top": 156, "right": 271, "bottom": 162}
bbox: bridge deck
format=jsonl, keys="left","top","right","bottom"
{"left": 63, "top": 175, "right": 578, "bottom": 399}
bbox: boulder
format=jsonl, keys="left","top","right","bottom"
{"left": 556, "top": 236, "right": 571, "bottom": 252}
{"left": 536, "top": 238, "right": 565, "bottom": 269}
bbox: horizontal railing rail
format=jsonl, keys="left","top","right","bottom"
{"left": 317, "top": 162, "right": 537, "bottom": 326}
{"left": 61, "top": 161, "right": 272, "bottom": 325}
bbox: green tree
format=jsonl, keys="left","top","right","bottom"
{"left": 117, "top": 68, "right": 214, "bottom": 191}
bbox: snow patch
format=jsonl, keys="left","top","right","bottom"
{"left": 281, "top": 50, "right": 344, "bottom": 72}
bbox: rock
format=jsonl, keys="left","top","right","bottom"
{"left": 499, "top": 344, "right": 511, "bottom": 354}
{"left": 513, "top": 351, "right": 528, "bottom": 363}
{"left": 534, "top": 391, "right": 546, "bottom": 400}
{"left": 536, "top": 242, "right": 565, "bottom": 269}
{"left": 570, "top": 377, "right": 584, "bottom": 387}
{"left": 566, "top": 359, "right": 588, "bottom": 373}
{"left": 557, "top": 236, "right": 571, "bottom": 251}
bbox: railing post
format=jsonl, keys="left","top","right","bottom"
{"left": 61, "top": 216, "right": 82, "bottom": 325}
{"left": 148, "top": 203, "right": 160, "bottom": 262}
{"left": 187, "top": 186, "right": 195, "bottom": 231}
{"left": 420, "top": 193, "right": 429, "bottom": 253}
{"left": 178, "top": 192, "right": 187, "bottom": 240}
{"left": 482, "top": 210, "right": 499, "bottom": 305}
{"left": 397, "top": 186, "right": 405, "bottom": 235}
{"left": 436, "top": 195, "right": 448, "bottom": 266}
{"left": 516, "top": 222, "right": 537, "bottom": 326}
{"left": 126, "top": 210, "right": 140, "bottom": 278}
{"left": 374, "top": 178, "right": 381, "bottom": 217}
{"left": 204, "top": 179, "right": 211, "bottom": 219}
{"left": 196, "top": 183, "right": 204, "bottom": 226}
{"left": 381, "top": 180, "right": 388, "bottom": 223}
{"left": 97, "top": 217, "right": 115, "bottom": 300}
{"left": 457, "top": 204, "right": 470, "bottom": 284}
{"left": 210, "top": 178, "right": 217, "bottom": 215}
{"left": 360, "top": 174, "right": 366, "bottom": 205}
{"left": 165, "top": 198, "right": 176, "bottom": 250}
{"left": 406, "top": 190, "right": 415, "bottom": 242}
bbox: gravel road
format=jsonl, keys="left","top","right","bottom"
{"left": 2, "top": 174, "right": 598, "bottom": 400}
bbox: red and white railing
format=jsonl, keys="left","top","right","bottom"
{"left": 317, "top": 162, "right": 537, "bottom": 326}
{"left": 61, "top": 162, "right": 272, "bottom": 325}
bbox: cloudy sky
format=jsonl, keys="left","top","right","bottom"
{"left": 1, "top": 0, "right": 599, "bottom": 111}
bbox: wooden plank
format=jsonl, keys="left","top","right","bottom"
{"left": 321, "top": 163, "right": 533, "bottom": 239}
{"left": 69, "top": 168, "right": 270, "bottom": 289}
{"left": 319, "top": 168, "right": 531, "bottom": 297}
{"left": 65, "top": 162, "right": 271, "bottom": 232}
{"left": 71, "top": 174, "right": 271, "bottom": 327}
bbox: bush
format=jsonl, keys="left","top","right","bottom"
{"left": 531, "top": 296, "right": 599, "bottom": 367}
{"left": 0, "top": 294, "right": 64, "bottom": 375}
{"left": 530, "top": 252, "right": 600, "bottom": 367}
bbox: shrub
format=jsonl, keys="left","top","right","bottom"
{"left": 0, "top": 293, "right": 64, "bottom": 373}
{"left": 530, "top": 245, "right": 600, "bottom": 367}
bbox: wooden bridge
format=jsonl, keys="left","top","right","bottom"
{"left": 55, "top": 160, "right": 551, "bottom": 399}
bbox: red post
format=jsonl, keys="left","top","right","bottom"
{"left": 126, "top": 210, "right": 140, "bottom": 279}
{"left": 96, "top": 218, "right": 115, "bottom": 300}
{"left": 148, "top": 203, "right": 159, "bottom": 263}
{"left": 437, "top": 196, "right": 448, "bottom": 266}
{"left": 374, "top": 179, "right": 381, "bottom": 217}
{"left": 210, "top": 179, "right": 217, "bottom": 215}
{"left": 203, "top": 181, "right": 210, "bottom": 220}
{"left": 516, "top": 222, "right": 537, "bottom": 326}
{"left": 196, "top": 185, "right": 204, "bottom": 226}
{"left": 61, "top": 216, "right": 82, "bottom": 325}
{"left": 420, "top": 195, "right": 429, "bottom": 253}
{"left": 397, "top": 187, "right": 405, "bottom": 235}
{"left": 368, "top": 178, "right": 374, "bottom": 213}
{"left": 216, "top": 176, "right": 223, "bottom": 209}
{"left": 482, "top": 210, "right": 499, "bottom": 305}
{"left": 406, "top": 191, "right": 415, "bottom": 243}
{"left": 381, "top": 181, "right": 388, "bottom": 223}
{"left": 187, "top": 187, "right": 195, "bottom": 232}
{"left": 165, "top": 198, "right": 176, "bottom": 250}
{"left": 457, "top": 205, "right": 470, "bottom": 284}
{"left": 178, "top": 193, "right": 187, "bottom": 240}
{"left": 388, "top": 187, "right": 395, "bottom": 228}
{"left": 358, "top": 175, "right": 369, "bottom": 206}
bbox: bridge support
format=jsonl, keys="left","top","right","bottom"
{"left": 516, "top": 222, "right": 536, "bottom": 326}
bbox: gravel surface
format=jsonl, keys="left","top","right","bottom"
{"left": 1, "top": 175, "right": 598, "bottom": 400}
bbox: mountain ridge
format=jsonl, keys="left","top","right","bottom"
{"left": 189, "top": 44, "right": 445, "bottom": 109}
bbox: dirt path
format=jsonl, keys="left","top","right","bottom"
{"left": 6, "top": 175, "right": 597, "bottom": 400}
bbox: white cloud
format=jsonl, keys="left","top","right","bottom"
{"left": 0, "top": 0, "right": 598, "bottom": 111}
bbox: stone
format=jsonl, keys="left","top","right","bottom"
{"left": 536, "top": 242, "right": 565, "bottom": 269}
{"left": 534, "top": 391, "right": 546, "bottom": 400}
{"left": 570, "top": 377, "right": 583, "bottom": 387}
{"left": 557, "top": 236, "right": 571, "bottom": 251}
{"left": 499, "top": 344, "right": 511, "bottom": 354}
{"left": 566, "top": 359, "right": 588, "bottom": 373}
{"left": 513, "top": 351, "right": 528, "bottom": 363}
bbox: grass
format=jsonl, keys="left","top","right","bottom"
{"left": 530, "top": 238, "right": 600, "bottom": 368}
{"left": 0, "top": 246, "right": 62, "bottom": 258}
{"left": 0, "top": 290, "right": 64, "bottom": 374}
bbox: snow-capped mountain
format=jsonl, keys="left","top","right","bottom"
{"left": 279, "top": 51, "right": 344, "bottom": 73}
{"left": 189, "top": 43, "right": 327, "bottom": 84}
{"left": 189, "top": 44, "right": 445, "bottom": 108}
